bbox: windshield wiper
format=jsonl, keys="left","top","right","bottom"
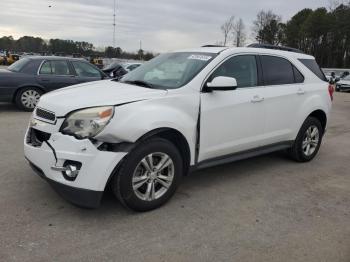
{"left": 123, "top": 80, "right": 154, "bottom": 89}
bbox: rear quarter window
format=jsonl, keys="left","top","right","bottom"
{"left": 261, "top": 56, "right": 295, "bottom": 85}
{"left": 299, "top": 59, "right": 327, "bottom": 81}
{"left": 21, "top": 60, "right": 42, "bottom": 74}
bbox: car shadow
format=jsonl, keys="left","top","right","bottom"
{"left": 0, "top": 102, "right": 20, "bottom": 112}
{"left": 93, "top": 151, "right": 291, "bottom": 215}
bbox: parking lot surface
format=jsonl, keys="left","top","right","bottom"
{"left": 0, "top": 93, "right": 349, "bottom": 262}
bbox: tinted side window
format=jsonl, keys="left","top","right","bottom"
{"left": 72, "top": 61, "right": 101, "bottom": 78}
{"left": 261, "top": 56, "right": 294, "bottom": 85}
{"left": 51, "top": 60, "right": 71, "bottom": 75}
{"left": 210, "top": 55, "right": 258, "bottom": 88}
{"left": 39, "top": 61, "right": 52, "bottom": 75}
{"left": 299, "top": 59, "right": 327, "bottom": 81}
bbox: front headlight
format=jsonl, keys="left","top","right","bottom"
{"left": 60, "top": 106, "right": 114, "bottom": 139}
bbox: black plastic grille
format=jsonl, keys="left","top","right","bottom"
{"left": 36, "top": 108, "right": 56, "bottom": 122}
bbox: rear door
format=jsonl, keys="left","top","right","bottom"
{"left": 199, "top": 55, "right": 266, "bottom": 162}
{"left": 37, "top": 60, "right": 77, "bottom": 91}
{"left": 260, "top": 55, "right": 305, "bottom": 145}
{"left": 71, "top": 61, "right": 103, "bottom": 84}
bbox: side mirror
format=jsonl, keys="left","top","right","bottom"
{"left": 205, "top": 76, "right": 237, "bottom": 92}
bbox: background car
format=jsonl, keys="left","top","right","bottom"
{"left": 0, "top": 56, "right": 108, "bottom": 111}
{"left": 0, "top": 54, "right": 20, "bottom": 65}
{"left": 102, "top": 62, "right": 142, "bottom": 79}
{"left": 336, "top": 75, "right": 350, "bottom": 92}
{"left": 90, "top": 57, "right": 104, "bottom": 69}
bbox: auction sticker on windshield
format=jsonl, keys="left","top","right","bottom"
{"left": 188, "top": 54, "right": 212, "bottom": 61}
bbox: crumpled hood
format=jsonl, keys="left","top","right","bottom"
{"left": 37, "top": 80, "right": 167, "bottom": 116}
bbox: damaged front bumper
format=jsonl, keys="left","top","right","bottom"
{"left": 24, "top": 121, "right": 127, "bottom": 208}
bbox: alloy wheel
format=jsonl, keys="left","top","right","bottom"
{"left": 302, "top": 125, "right": 320, "bottom": 156}
{"left": 132, "top": 152, "right": 175, "bottom": 201}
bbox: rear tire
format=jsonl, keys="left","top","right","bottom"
{"left": 112, "top": 137, "right": 183, "bottom": 212}
{"left": 289, "top": 117, "right": 323, "bottom": 162}
{"left": 15, "top": 87, "right": 43, "bottom": 111}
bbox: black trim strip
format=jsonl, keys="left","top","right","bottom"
{"left": 256, "top": 55, "right": 265, "bottom": 86}
{"left": 192, "top": 141, "right": 293, "bottom": 171}
{"left": 194, "top": 101, "right": 201, "bottom": 164}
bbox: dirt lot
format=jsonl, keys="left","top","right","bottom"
{"left": 0, "top": 93, "right": 349, "bottom": 262}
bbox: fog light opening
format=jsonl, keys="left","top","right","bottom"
{"left": 63, "top": 161, "right": 82, "bottom": 181}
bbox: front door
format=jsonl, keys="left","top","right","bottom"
{"left": 198, "top": 55, "right": 266, "bottom": 162}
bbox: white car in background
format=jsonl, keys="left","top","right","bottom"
{"left": 24, "top": 45, "right": 332, "bottom": 211}
{"left": 336, "top": 75, "right": 350, "bottom": 92}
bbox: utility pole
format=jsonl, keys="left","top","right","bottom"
{"left": 139, "top": 40, "right": 143, "bottom": 60}
{"left": 113, "top": 0, "right": 116, "bottom": 48}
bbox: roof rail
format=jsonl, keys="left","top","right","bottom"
{"left": 247, "top": 43, "right": 304, "bottom": 54}
{"left": 201, "top": 45, "right": 227, "bottom": 48}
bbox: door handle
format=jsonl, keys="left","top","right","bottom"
{"left": 297, "top": 88, "right": 305, "bottom": 95}
{"left": 251, "top": 95, "right": 264, "bottom": 103}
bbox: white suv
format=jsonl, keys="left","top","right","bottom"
{"left": 24, "top": 46, "right": 333, "bottom": 211}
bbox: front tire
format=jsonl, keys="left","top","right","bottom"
{"left": 15, "top": 87, "right": 43, "bottom": 111}
{"left": 112, "top": 137, "right": 183, "bottom": 212}
{"left": 289, "top": 117, "right": 323, "bottom": 162}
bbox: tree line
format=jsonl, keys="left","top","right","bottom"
{"left": 221, "top": 2, "right": 350, "bottom": 68}
{"left": 0, "top": 36, "right": 155, "bottom": 60}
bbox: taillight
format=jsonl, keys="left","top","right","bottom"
{"left": 328, "top": 84, "right": 334, "bottom": 101}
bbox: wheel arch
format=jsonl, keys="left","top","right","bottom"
{"left": 136, "top": 127, "right": 192, "bottom": 176}
{"left": 104, "top": 127, "right": 192, "bottom": 192}
{"left": 308, "top": 109, "right": 327, "bottom": 132}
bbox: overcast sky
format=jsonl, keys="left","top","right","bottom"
{"left": 0, "top": 0, "right": 331, "bottom": 52}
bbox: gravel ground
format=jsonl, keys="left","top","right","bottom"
{"left": 0, "top": 92, "right": 349, "bottom": 262}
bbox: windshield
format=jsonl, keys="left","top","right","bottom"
{"left": 8, "top": 58, "right": 30, "bottom": 72}
{"left": 343, "top": 75, "right": 350, "bottom": 80}
{"left": 121, "top": 52, "right": 216, "bottom": 89}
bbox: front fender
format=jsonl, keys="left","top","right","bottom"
{"left": 97, "top": 95, "right": 200, "bottom": 164}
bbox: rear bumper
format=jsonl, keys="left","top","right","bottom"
{"left": 28, "top": 161, "right": 103, "bottom": 208}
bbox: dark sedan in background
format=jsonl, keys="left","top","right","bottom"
{"left": 0, "top": 56, "right": 107, "bottom": 111}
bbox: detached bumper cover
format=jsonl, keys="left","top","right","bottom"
{"left": 28, "top": 161, "right": 102, "bottom": 208}
{"left": 24, "top": 128, "right": 127, "bottom": 208}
